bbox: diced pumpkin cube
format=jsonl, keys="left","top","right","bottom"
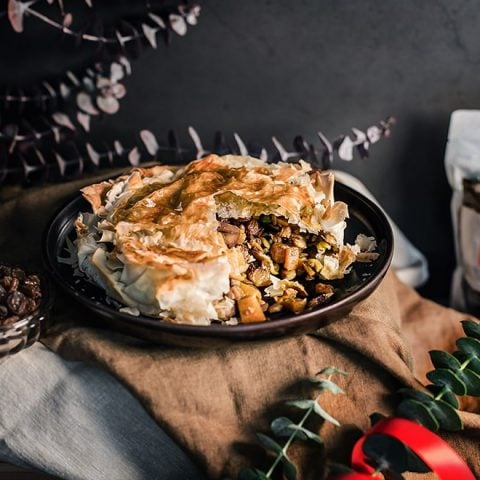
{"left": 237, "top": 295, "right": 266, "bottom": 323}
{"left": 238, "top": 282, "right": 262, "bottom": 300}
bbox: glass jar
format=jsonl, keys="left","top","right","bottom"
{"left": 0, "top": 274, "right": 52, "bottom": 360}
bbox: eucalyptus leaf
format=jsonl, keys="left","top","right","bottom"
{"left": 316, "top": 367, "right": 348, "bottom": 376}
{"left": 337, "top": 136, "right": 354, "bottom": 161}
{"left": 255, "top": 433, "right": 283, "bottom": 455}
{"left": 453, "top": 351, "right": 480, "bottom": 375}
{"left": 307, "top": 378, "right": 344, "bottom": 394}
{"left": 286, "top": 399, "right": 316, "bottom": 411}
{"left": 367, "top": 125, "right": 382, "bottom": 143}
{"left": 428, "top": 398, "right": 463, "bottom": 431}
{"left": 169, "top": 13, "right": 187, "bottom": 36}
{"left": 313, "top": 402, "right": 340, "bottom": 426}
{"left": 86, "top": 143, "right": 100, "bottom": 166}
{"left": 351, "top": 127, "right": 367, "bottom": 145}
{"left": 66, "top": 71, "right": 80, "bottom": 86}
{"left": 77, "top": 92, "right": 99, "bottom": 115}
{"left": 271, "top": 418, "right": 322, "bottom": 444}
{"left": 362, "top": 433, "right": 409, "bottom": 472}
{"left": 462, "top": 320, "right": 480, "bottom": 340}
{"left": 272, "top": 136, "right": 293, "bottom": 161}
{"left": 293, "top": 426, "right": 323, "bottom": 445}
{"left": 234, "top": 133, "right": 248, "bottom": 156}
{"left": 97, "top": 95, "right": 119, "bottom": 114}
{"left": 270, "top": 417, "right": 298, "bottom": 439}
{"left": 113, "top": 140, "right": 124, "bottom": 155}
{"left": 52, "top": 112, "right": 76, "bottom": 131}
{"left": 317, "top": 131, "right": 333, "bottom": 169}
{"left": 456, "top": 368, "right": 480, "bottom": 396}
{"left": 142, "top": 23, "right": 158, "bottom": 49}
{"left": 8, "top": 0, "right": 25, "bottom": 33}
{"left": 397, "top": 388, "right": 434, "bottom": 404}
{"left": 396, "top": 399, "right": 440, "bottom": 431}
{"left": 140, "top": 129, "right": 159, "bottom": 155}
{"left": 426, "top": 368, "right": 467, "bottom": 396}
{"left": 42, "top": 81, "right": 57, "bottom": 97}
{"left": 280, "top": 455, "right": 297, "bottom": 480}
{"left": 369, "top": 412, "right": 387, "bottom": 426}
{"left": 457, "top": 337, "right": 480, "bottom": 357}
{"left": 59, "top": 83, "right": 70, "bottom": 98}
{"left": 128, "top": 147, "right": 141, "bottom": 166}
{"left": 149, "top": 12, "right": 166, "bottom": 30}
{"left": 77, "top": 112, "right": 90, "bottom": 132}
{"left": 426, "top": 384, "right": 459, "bottom": 408}
{"left": 188, "top": 126, "right": 208, "bottom": 157}
{"left": 429, "top": 350, "right": 462, "bottom": 370}
{"left": 55, "top": 153, "right": 67, "bottom": 177}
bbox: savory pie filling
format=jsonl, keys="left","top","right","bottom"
{"left": 73, "top": 154, "right": 378, "bottom": 325}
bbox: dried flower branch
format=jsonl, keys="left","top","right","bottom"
{"left": 0, "top": 119, "right": 395, "bottom": 186}
{"left": 7, "top": 0, "right": 201, "bottom": 46}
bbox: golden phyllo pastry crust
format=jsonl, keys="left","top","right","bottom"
{"left": 75, "top": 155, "right": 374, "bottom": 325}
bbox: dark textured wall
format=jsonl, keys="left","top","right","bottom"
{"left": 3, "top": 0, "right": 480, "bottom": 301}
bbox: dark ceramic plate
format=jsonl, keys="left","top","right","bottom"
{"left": 44, "top": 182, "right": 393, "bottom": 346}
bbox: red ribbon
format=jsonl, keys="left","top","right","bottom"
{"left": 330, "top": 417, "right": 475, "bottom": 480}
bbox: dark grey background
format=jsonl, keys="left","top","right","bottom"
{"left": 2, "top": 0, "right": 480, "bottom": 302}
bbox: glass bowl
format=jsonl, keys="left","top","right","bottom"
{"left": 0, "top": 273, "right": 53, "bottom": 360}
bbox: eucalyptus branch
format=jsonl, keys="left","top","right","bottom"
{"left": 396, "top": 319, "right": 480, "bottom": 432}
{"left": 239, "top": 367, "right": 347, "bottom": 480}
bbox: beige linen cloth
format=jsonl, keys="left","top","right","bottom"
{"left": 1, "top": 172, "right": 479, "bottom": 479}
